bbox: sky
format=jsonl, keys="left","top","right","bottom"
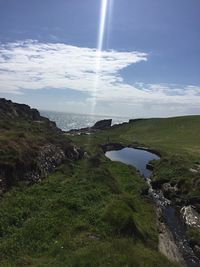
{"left": 0, "top": 0, "right": 200, "bottom": 117}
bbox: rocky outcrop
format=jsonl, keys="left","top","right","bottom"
{"left": 0, "top": 142, "right": 83, "bottom": 192}
{"left": 66, "top": 119, "right": 112, "bottom": 135}
{"left": 180, "top": 206, "right": 200, "bottom": 229}
{"left": 158, "top": 218, "right": 186, "bottom": 266}
{"left": 0, "top": 98, "right": 41, "bottom": 120}
{"left": 92, "top": 119, "right": 112, "bottom": 130}
{"left": 0, "top": 98, "right": 83, "bottom": 194}
{"left": 24, "top": 144, "right": 65, "bottom": 184}
{"left": 0, "top": 98, "right": 61, "bottom": 132}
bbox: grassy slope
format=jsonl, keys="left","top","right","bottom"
{"left": 0, "top": 117, "right": 74, "bottom": 190}
{"left": 71, "top": 115, "right": 200, "bottom": 251}
{"left": 0, "top": 118, "right": 63, "bottom": 163}
{"left": 0, "top": 157, "right": 177, "bottom": 267}
{"left": 72, "top": 116, "right": 200, "bottom": 155}
{"left": 1, "top": 115, "right": 200, "bottom": 266}
{"left": 72, "top": 116, "right": 200, "bottom": 198}
{"left": 0, "top": 119, "right": 52, "bottom": 176}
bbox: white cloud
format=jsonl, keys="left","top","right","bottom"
{"left": 0, "top": 40, "right": 147, "bottom": 93}
{"left": 0, "top": 40, "right": 200, "bottom": 117}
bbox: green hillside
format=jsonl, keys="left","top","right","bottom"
{"left": 1, "top": 114, "right": 200, "bottom": 266}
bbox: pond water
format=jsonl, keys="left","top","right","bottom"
{"left": 105, "top": 147, "right": 160, "bottom": 178}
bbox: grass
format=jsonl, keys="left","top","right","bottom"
{"left": 0, "top": 117, "right": 73, "bottom": 189}
{"left": 69, "top": 115, "right": 200, "bottom": 249}
{"left": 1, "top": 115, "right": 200, "bottom": 266}
{"left": 71, "top": 115, "right": 200, "bottom": 154}
{"left": 0, "top": 156, "right": 178, "bottom": 266}
{"left": 71, "top": 116, "right": 200, "bottom": 200}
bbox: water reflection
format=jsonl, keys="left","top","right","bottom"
{"left": 105, "top": 147, "right": 160, "bottom": 178}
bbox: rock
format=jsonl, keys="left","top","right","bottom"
{"left": 189, "top": 164, "right": 200, "bottom": 174}
{"left": 180, "top": 205, "right": 200, "bottom": 229}
{"left": 65, "top": 119, "right": 113, "bottom": 135}
{"left": 37, "top": 145, "right": 65, "bottom": 176}
{"left": 157, "top": 207, "right": 186, "bottom": 266}
{"left": 190, "top": 168, "right": 199, "bottom": 173}
{"left": 162, "top": 182, "right": 178, "bottom": 194}
{"left": 0, "top": 98, "right": 61, "bottom": 134}
{"left": 0, "top": 98, "right": 84, "bottom": 193}
{"left": 92, "top": 119, "right": 112, "bottom": 130}
{"left": 24, "top": 145, "right": 65, "bottom": 183}
{"left": 0, "top": 98, "right": 41, "bottom": 121}
{"left": 65, "top": 127, "right": 92, "bottom": 136}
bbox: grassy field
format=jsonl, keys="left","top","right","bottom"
{"left": 71, "top": 116, "right": 200, "bottom": 155}
{"left": 0, "top": 115, "right": 200, "bottom": 266}
{"left": 0, "top": 156, "right": 178, "bottom": 266}
{"left": 70, "top": 115, "right": 200, "bottom": 253}
{"left": 71, "top": 116, "right": 200, "bottom": 201}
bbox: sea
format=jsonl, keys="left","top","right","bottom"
{"left": 40, "top": 110, "right": 130, "bottom": 131}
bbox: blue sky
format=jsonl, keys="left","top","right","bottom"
{"left": 0, "top": 0, "right": 200, "bottom": 117}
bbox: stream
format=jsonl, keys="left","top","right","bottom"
{"left": 105, "top": 147, "right": 200, "bottom": 267}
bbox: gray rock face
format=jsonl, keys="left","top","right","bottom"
{"left": 157, "top": 206, "right": 186, "bottom": 266}
{"left": 65, "top": 119, "right": 112, "bottom": 135}
{"left": 162, "top": 182, "right": 178, "bottom": 194}
{"left": 0, "top": 98, "right": 41, "bottom": 120}
{"left": 24, "top": 144, "right": 65, "bottom": 183}
{"left": 92, "top": 119, "right": 112, "bottom": 130}
{"left": 180, "top": 205, "right": 200, "bottom": 229}
{"left": 0, "top": 143, "right": 82, "bottom": 190}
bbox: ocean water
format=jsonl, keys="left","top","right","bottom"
{"left": 40, "top": 110, "right": 130, "bottom": 131}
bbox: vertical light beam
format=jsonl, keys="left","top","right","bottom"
{"left": 98, "top": 0, "right": 108, "bottom": 52}
{"left": 91, "top": 0, "right": 109, "bottom": 114}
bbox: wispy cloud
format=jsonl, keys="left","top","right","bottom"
{"left": 0, "top": 40, "right": 200, "bottom": 116}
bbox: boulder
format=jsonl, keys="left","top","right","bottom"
{"left": 92, "top": 119, "right": 112, "bottom": 130}
{"left": 24, "top": 144, "right": 65, "bottom": 183}
{"left": 180, "top": 205, "right": 200, "bottom": 229}
{"left": 162, "top": 182, "right": 178, "bottom": 194}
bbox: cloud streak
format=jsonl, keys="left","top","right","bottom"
{"left": 0, "top": 40, "right": 200, "bottom": 116}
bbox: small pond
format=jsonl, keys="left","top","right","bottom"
{"left": 105, "top": 147, "right": 160, "bottom": 178}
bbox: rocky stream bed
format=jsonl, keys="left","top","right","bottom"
{"left": 105, "top": 145, "right": 200, "bottom": 267}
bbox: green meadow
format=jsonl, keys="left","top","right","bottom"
{"left": 1, "top": 115, "right": 200, "bottom": 266}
